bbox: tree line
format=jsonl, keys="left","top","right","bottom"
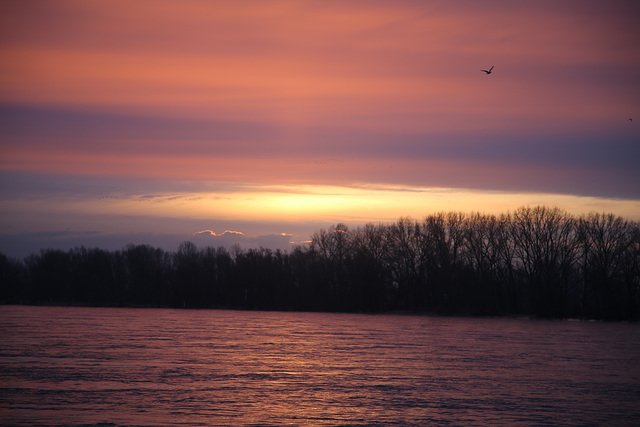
{"left": 1, "top": 206, "right": 639, "bottom": 320}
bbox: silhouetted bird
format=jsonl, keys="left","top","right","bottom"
{"left": 481, "top": 66, "right": 494, "bottom": 74}
{"left": 629, "top": 118, "right": 633, "bottom": 122}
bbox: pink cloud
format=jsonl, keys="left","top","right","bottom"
{"left": 191, "top": 229, "right": 295, "bottom": 252}
{"left": 193, "top": 230, "right": 245, "bottom": 237}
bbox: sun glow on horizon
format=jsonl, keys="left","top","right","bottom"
{"left": 6, "top": 183, "right": 637, "bottom": 232}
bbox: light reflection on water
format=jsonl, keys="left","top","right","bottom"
{"left": 1, "top": 305, "right": 639, "bottom": 426}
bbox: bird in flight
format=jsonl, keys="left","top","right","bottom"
{"left": 481, "top": 65, "right": 494, "bottom": 74}
{"left": 629, "top": 118, "right": 633, "bottom": 122}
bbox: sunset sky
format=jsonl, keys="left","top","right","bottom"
{"left": 1, "top": 0, "right": 639, "bottom": 258}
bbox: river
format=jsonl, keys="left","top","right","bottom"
{"left": 1, "top": 305, "right": 639, "bottom": 426}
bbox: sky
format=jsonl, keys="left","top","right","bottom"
{"left": 1, "top": 0, "right": 639, "bottom": 258}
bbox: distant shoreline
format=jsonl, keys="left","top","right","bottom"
{"left": 2, "top": 302, "right": 632, "bottom": 324}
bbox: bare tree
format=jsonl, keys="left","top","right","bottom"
{"left": 578, "top": 213, "right": 636, "bottom": 318}
{"left": 509, "top": 206, "right": 578, "bottom": 316}
{"left": 387, "top": 217, "right": 423, "bottom": 308}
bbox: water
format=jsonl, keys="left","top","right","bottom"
{"left": 1, "top": 306, "right": 639, "bottom": 426}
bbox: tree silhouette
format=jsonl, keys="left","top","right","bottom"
{"left": 0, "top": 253, "right": 25, "bottom": 302}
{"left": 1, "top": 206, "right": 638, "bottom": 320}
{"left": 122, "top": 244, "right": 171, "bottom": 306}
